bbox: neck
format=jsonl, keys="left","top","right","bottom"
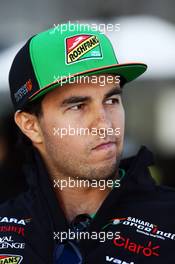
{"left": 38, "top": 149, "right": 117, "bottom": 223}
{"left": 54, "top": 184, "right": 112, "bottom": 222}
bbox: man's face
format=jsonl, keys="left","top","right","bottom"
{"left": 37, "top": 74, "right": 125, "bottom": 180}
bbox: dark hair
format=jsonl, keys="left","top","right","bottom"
{"left": 21, "top": 96, "right": 44, "bottom": 117}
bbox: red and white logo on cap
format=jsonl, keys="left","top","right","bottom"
{"left": 65, "top": 34, "right": 102, "bottom": 64}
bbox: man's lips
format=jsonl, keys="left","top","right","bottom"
{"left": 92, "top": 141, "right": 116, "bottom": 150}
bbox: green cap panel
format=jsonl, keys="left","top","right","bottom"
{"left": 29, "top": 24, "right": 118, "bottom": 89}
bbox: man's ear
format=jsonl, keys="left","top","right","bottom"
{"left": 14, "top": 111, "right": 43, "bottom": 144}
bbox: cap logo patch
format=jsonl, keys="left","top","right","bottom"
{"left": 65, "top": 34, "right": 102, "bottom": 64}
{"left": 14, "top": 79, "right": 33, "bottom": 103}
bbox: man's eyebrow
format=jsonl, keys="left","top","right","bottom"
{"left": 60, "top": 86, "right": 122, "bottom": 107}
{"left": 60, "top": 96, "right": 91, "bottom": 107}
{"left": 104, "top": 86, "right": 122, "bottom": 99}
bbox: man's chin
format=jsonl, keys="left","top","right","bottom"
{"left": 78, "top": 160, "right": 118, "bottom": 182}
{"left": 87, "top": 152, "right": 122, "bottom": 181}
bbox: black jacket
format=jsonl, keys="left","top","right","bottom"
{"left": 0, "top": 146, "right": 175, "bottom": 264}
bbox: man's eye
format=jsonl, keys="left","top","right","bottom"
{"left": 105, "top": 98, "right": 120, "bottom": 105}
{"left": 68, "top": 104, "right": 85, "bottom": 110}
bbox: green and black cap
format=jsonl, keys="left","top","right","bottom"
{"left": 9, "top": 23, "right": 147, "bottom": 111}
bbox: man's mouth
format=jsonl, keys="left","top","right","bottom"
{"left": 92, "top": 141, "right": 116, "bottom": 151}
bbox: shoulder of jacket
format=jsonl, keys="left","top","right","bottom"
{"left": 0, "top": 189, "right": 35, "bottom": 216}
{"left": 156, "top": 184, "right": 175, "bottom": 197}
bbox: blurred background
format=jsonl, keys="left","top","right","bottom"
{"left": 0, "top": 0, "right": 175, "bottom": 193}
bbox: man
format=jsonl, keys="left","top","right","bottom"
{"left": 0, "top": 23, "right": 174, "bottom": 263}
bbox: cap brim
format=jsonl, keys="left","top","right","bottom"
{"left": 29, "top": 62, "right": 147, "bottom": 102}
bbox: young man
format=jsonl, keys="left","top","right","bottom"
{"left": 0, "top": 23, "right": 174, "bottom": 263}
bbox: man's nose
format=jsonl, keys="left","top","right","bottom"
{"left": 90, "top": 106, "right": 112, "bottom": 130}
